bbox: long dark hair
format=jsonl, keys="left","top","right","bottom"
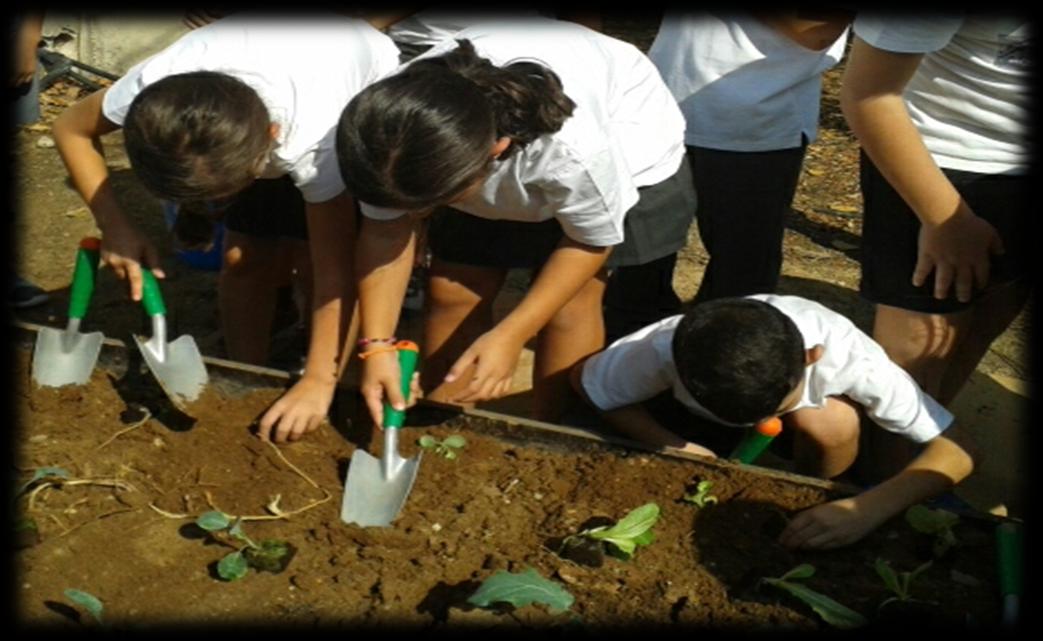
{"left": 123, "top": 71, "right": 271, "bottom": 202}
{"left": 337, "top": 39, "right": 576, "bottom": 210}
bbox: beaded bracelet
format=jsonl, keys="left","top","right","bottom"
{"left": 357, "top": 345, "right": 399, "bottom": 360}
{"left": 356, "top": 337, "right": 398, "bottom": 349}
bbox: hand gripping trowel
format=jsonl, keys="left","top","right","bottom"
{"left": 132, "top": 270, "right": 209, "bottom": 411}
{"left": 31, "top": 237, "right": 104, "bottom": 387}
{"left": 341, "top": 341, "right": 422, "bottom": 527}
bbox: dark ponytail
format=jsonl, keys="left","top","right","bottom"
{"left": 337, "top": 39, "right": 576, "bottom": 210}
{"left": 418, "top": 39, "right": 576, "bottom": 158}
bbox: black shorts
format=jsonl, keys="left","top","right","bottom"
{"left": 222, "top": 176, "right": 309, "bottom": 241}
{"left": 427, "top": 158, "right": 696, "bottom": 270}
{"left": 859, "top": 151, "right": 1030, "bottom": 314}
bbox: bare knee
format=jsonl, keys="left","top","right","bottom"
{"left": 788, "top": 397, "right": 860, "bottom": 451}
{"left": 544, "top": 277, "right": 606, "bottom": 334}
{"left": 428, "top": 262, "right": 504, "bottom": 309}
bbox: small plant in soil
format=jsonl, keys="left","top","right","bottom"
{"left": 194, "top": 511, "right": 296, "bottom": 581}
{"left": 417, "top": 434, "right": 467, "bottom": 460}
{"left": 874, "top": 557, "right": 936, "bottom": 610}
{"left": 760, "top": 564, "right": 868, "bottom": 629}
{"left": 466, "top": 567, "right": 574, "bottom": 614}
{"left": 63, "top": 588, "right": 104, "bottom": 625}
{"left": 682, "top": 480, "right": 718, "bottom": 508}
{"left": 558, "top": 502, "right": 660, "bottom": 566}
{"left": 905, "top": 504, "right": 960, "bottom": 558}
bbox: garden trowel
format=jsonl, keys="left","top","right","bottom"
{"left": 32, "top": 237, "right": 104, "bottom": 387}
{"left": 132, "top": 270, "right": 208, "bottom": 411}
{"left": 341, "top": 341, "right": 421, "bottom": 527}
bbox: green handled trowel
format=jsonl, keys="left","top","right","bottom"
{"left": 132, "top": 270, "right": 209, "bottom": 411}
{"left": 341, "top": 341, "right": 421, "bottom": 527}
{"left": 32, "top": 237, "right": 104, "bottom": 387}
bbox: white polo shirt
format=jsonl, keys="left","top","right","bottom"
{"left": 648, "top": 12, "right": 848, "bottom": 151}
{"left": 360, "top": 17, "right": 687, "bottom": 248}
{"left": 580, "top": 294, "right": 954, "bottom": 443}
{"left": 854, "top": 14, "right": 1029, "bottom": 175}
{"left": 102, "top": 13, "right": 401, "bottom": 203}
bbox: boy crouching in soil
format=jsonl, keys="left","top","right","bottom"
{"left": 570, "top": 295, "right": 978, "bottom": 549}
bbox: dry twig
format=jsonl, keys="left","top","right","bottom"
{"left": 27, "top": 478, "right": 137, "bottom": 511}
{"left": 97, "top": 409, "right": 153, "bottom": 450}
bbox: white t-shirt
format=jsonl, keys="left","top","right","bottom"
{"left": 580, "top": 294, "right": 954, "bottom": 443}
{"left": 854, "top": 14, "right": 1029, "bottom": 175}
{"left": 102, "top": 13, "right": 401, "bottom": 203}
{"left": 361, "top": 17, "right": 687, "bottom": 248}
{"left": 648, "top": 12, "right": 848, "bottom": 151}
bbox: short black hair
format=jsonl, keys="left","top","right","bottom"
{"left": 671, "top": 297, "right": 806, "bottom": 425}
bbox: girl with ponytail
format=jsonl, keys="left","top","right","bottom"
{"left": 339, "top": 17, "right": 695, "bottom": 425}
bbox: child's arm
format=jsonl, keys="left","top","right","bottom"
{"left": 779, "top": 420, "right": 978, "bottom": 549}
{"left": 354, "top": 213, "right": 421, "bottom": 426}
{"left": 840, "top": 34, "right": 1002, "bottom": 303}
{"left": 597, "top": 403, "right": 718, "bottom": 458}
{"left": 52, "top": 88, "right": 164, "bottom": 301}
{"left": 569, "top": 359, "right": 717, "bottom": 458}
{"left": 444, "top": 236, "right": 610, "bottom": 403}
{"left": 257, "top": 193, "right": 358, "bottom": 442}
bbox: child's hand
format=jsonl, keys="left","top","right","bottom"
{"left": 359, "top": 348, "right": 405, "bottom": 427}
{"left": 99, "top": 224, "right": 165, "bottom": 301}
{"left": 256, "top": 374, "right": 336, "bottom": 443}
{"left": 444, "top": 328, "right": 524, "bottom": 403}
{"left": 914, "top": 203, "right": 1004, "bottom": 303}
{"left": 778, "top": 496, "right": 883, "bottom": 549}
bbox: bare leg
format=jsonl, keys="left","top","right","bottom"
{"left": 422, "top": 259, "right": 507, "bottom": 404}
{"left": 786, "top": 395, "right": 861, "bottom": 479}
{"left": 933, "top": 282, "right": 1030, "bottom": 404}
{"left": 533, "top": 271, "right": 608, "bottom": 422}
{"left": 861, "top": 281, "right": 1029, "bottom": 481}
{"left": 219, "top": 231, "right": 292, "bottom": 365}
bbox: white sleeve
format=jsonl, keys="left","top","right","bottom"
{"left": 101, "top": 58, "right": 152, "bottom": 126}
{"left": 845, "top": 354, "right": 954, "bottom": 443}
{"left": 853, "top": 14, "right": 965, "bottom": 53}
{"left": 540, "top": 150, "right": 634, "bottom": 247}
{"left": 580, "top": 326, "right": 675, "bottom": 411}
{"left": 289, "top": 131, "right": 347, "bottom": 204}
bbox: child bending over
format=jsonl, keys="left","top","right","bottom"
{"left": 571, "top": 295, "right": 978, "bottom": 549}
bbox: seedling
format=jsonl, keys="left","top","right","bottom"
{"left": 467, "top": 567, "right": 574, "bottom": 614}
{"left": 905, "top": 504, "right": 960, "bottom": 558}
{"left": 63, "top": 588, "right": 104, "bottom": 625}
{"left": 760, "top": 564, "right": 868, "bottom": 629}
{"left": 560, "top": 502, "right": 660, "bottom": 562}
{"left": 874, "top": 557, "right": 935, "bottom": 610}
{"left": 195, "top": 511, "right": 295, "bottom": 581}
{"left": 682, "top": 480, "right": 718, "bottom": 508}
{"left": 417, "top": 434, "right": 467, "bottom": 460}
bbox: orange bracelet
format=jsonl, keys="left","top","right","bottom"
{"left": 357, "top": 345, "right": 398, "bottom": 360}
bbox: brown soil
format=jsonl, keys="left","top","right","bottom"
{"left": 11, "top": 13, "right": 1030, "bottom": 631}
{"left": 13, "top": 349, "right": 1002, "bottom": 629}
